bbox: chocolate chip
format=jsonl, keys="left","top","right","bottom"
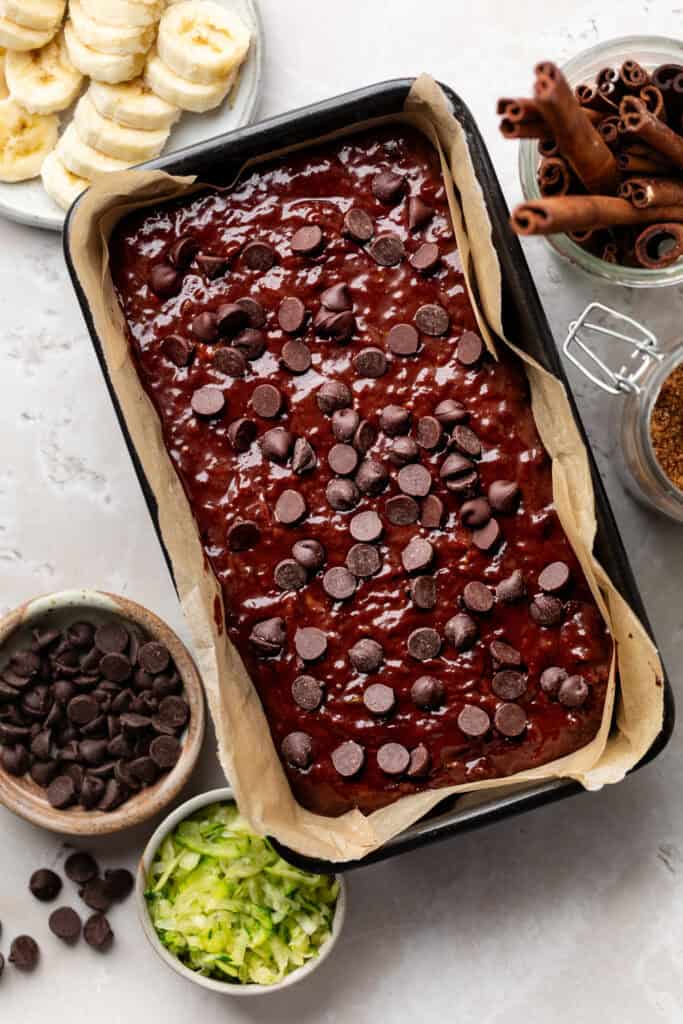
{"left": 377, "top": 742, "right": 410, "bottom": 776}
{"left": 559, "top": 675, "right": 589, "bottom": 708}
{"left": 343, "top": 208, "right": 374, "bottom": 242}
{"left": 385, "top": 494, "right": 419, "bottom": 525}
{"left": 261, "top": 427, "right": 294, "bottom": 463}
{"left": 196, "top": 253, "right": 229, "bottom": 279}
{"left": 353, "top": 420, "right": 377, "bottom": 453}
{"left": 355, "top": 459, "right": 388, "bottom": 496}
{"left": 80, "top": 776, "right": 105, "bottom": 809}
{"left": 292, "top": 675, "right": 323, "bottom": 712}
{"left": 162, "top": 334, "right": 194, "bottom": 367}
{"left": 457, "top": 331, "right": 484, "bottom": 367}
{"left": 488, "top": 480, "right": 520, "bottom": 515}
{"left": 420, "top": 494, "right": 445, "bottom": 529}
{"left": 472, "top": 518, "right": 501, "bottom": 552}
{"left": 411, "top": 675, "right": 444, "bottom": 709}
{"left": 228, "top": 520, "right": 261, "bottom": 551}
{"left": 29, "top": 868, "right": 62, "bottom": 902}
{"left": 363, "top": 683, "right": 395, "bottom": 715}
{"left": 530, "top": 594, "right": 563, "bottom": 626}
{"left": 314, "top": 309, "right": 356, "bottom": 342}
{"left": 323, "top": 566, "right": 356, "bottom": 601}
{"left": 278, "top": 296, "right": 306, "bottom": 333}
{"left": 401, "top": 537, "right": 434, "bottom": 573}
{"left": 232, "top": 328, "right": 266, "bottom": 360}
{"left": 243, "top": 241, "right": 277, "bottom": 271}
{"left": 191, "top": 385, "right": 225, "bottom": 418}
{"left": 129, "top": 756, "right": 158, "bottom": 786}
{"left": 249, "top": 618, "right": 286, "bottom": 657}
{"left": 369, "top": 233, "right": 405, "bottom": 266}
{"left": 169, "top": 236, "right": 198, "bottom": 270}
{"left": 281, "top": 340, "right": 312, "bottom": 375}
{"left": 31, "top": 759, "right": 57, "bottom": 786}
{"left": 249, "top": 385, "right": 281, "bottom": 420}
{"left": 157, "top": 696, "right": 189, "bottom": 731}
{"left": 274, "top": 559, "right": 308, "bottom": 591}
{"left": 459, "top": 498, "right": 489, "bottom": 528}
{"left": 326, "top": 478, "right": 360, "bottom": 512}
{"left": 275, "top": 489, "right": 307, "bottom": 525}
{"left": 407, "top": 627, "right": 441, "bottom": 661}
{"left": 99, "top": 778, "right": 128, "bottom": 812}
{"left": 539, "top": 561, "right": 571, "bottom": 594}
{"left": 408, "top": 196, "right": 434, "bottom": 231}
{"left": 281, "top": 731, "right": 313, "bottom": 769}
{"left": 494, "top": 702, "right": 527, "bottom": 737}
{"left": 9, "top": 935, "right": 39, "bottom": 970}
{"left": 316, "top": 381, "right": 352, "bottom": 415}
{"left": 407, "top": 743, "right": 431, "bottom": 778}
{"left": 540, "top": 666, "right": 567, "bottom": 696}
{"left": 346, "top": 543, "right": 381, "bottom": 577}
{"left": 389, "top": 436, "right": 419, "bottom": 466}
{"left": 410, "top": 242, "right": 440, "bottom": 273}
{"left": 380, "top": 405, "right": 410, "bottom": 437}
{"left": 411, "top": 576, "right": 437, "bottom": 610}
{"left": 100, "top": 653, "right": 132, "bottom": 683}
{"left": 83, "top": 913, "right": 113, "bottom": 951}
{"left": 150, "top": 264, "right": 181, "bottom": 299}
{"left": 228, "top": 417, "right": 257, "bottom": 453}
{"left": 350, "top": 510, "right": 383, "bottom": 543}
{"left": 372, "top": 171, "right": 405, "bottom": 203}
{"left": 331, "top": 740, "right": 364, "bottom": 778}
{"left": 496, "top": 569, "right": 525, "bottom": 603}
{"left": 434, "top": 398, "right": 468, "bottom": 427}
{"left": 292, "top": 538, "right": 326, "bottom": 573}
{"left": 416, "top": 416, "right": 442, "bottom": 451}
{"left": 236, "top": 297, "right": 267, "bottom": 329}
{"left": 490, "top": 640, "right": 522, "bottom": 667}
{"left": 214, "top": 347, "right": 247, "bottom": 377}
{"left": 415, "top": 303, "right": 449, "bottom": 336}
{"left": 353, "top": 347, "right": 387, "bottom": 377}
{"left": 440, "top": 453, "right": 477, "bottom": 494}
{"left": 321, "top": 283, "right": 352, "bottom": 311}
{"left": 104, "top": 868, "right": 134, "bottom": 902}
{"left": 30, "top": 729, "right": 51, "bottom": 760}
{"left": 398, "top": 463, "right": 432, "bottom": 498}
{"left": 292, "top": 225, "right": 324, "bottom": 255}
{"left": 47, "top": 774, "right": 76, "bottom": 808}
{"left": 191, "top": 311, "right": 218, "bottom": 342}
{"left": 492, "top": 670, "right": 527, "bottom": 700}
{"left": 49, "top": 907, "right": 81, "bottom": 943}
{"left": 0, "top": 745, "right": 28, "bottom": 775}
{"left": 458, "top": 705, "right": 490, "bottom": 738}
{"left": 217, "top": 303, "right": 250, "bottom": 338}
{"left": 149, "top": 734, "right": 181, "bottom": 769}
{"left": 463, "top": 581, "right": 494, "bottom": 614}
{"left": 79, "top": 739, "right": 109, "bottom": 765}
{"left": 349, "top": 638, "right": 384, "bottom": 673}
{"left": 328, "top": 443, "right": 358, "bottom": 476}
{"left": 95, "top": 623, "right": 128, "bottom": 654}
{"left": 387, "top": 323, "right": 419, "bottom": 356}
{"left": 452, "top": 426, "right": 482, "bottom": 459}
{"left": 68, "top": 694, "right": 98, "bottom": 726}
{"left": 294, "top": 627, "right": 327, "bottom": 662}
{"left": 331, "top": 408, "right": 359, "bottom": 442}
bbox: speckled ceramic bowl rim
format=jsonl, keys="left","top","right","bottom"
{"left": 136, "top": 786, "right": 347, "bottom": 996}
{"left": 0, "top": 589, "right": 205, "bottom": 835}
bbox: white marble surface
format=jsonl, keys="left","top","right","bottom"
{"left": 1, "top": 1, "right": 682, "bottom": 1020}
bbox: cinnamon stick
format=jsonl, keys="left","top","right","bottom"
{"left": 500, "top": 118, "right": 550, "bottom": 140}
{"left": 510, "top": 195, "right": 683, "bottom": 236}
{"left": 537, "top": 156, "right": 572, "bottom": 196}
{"left": 499, "top": 103, "right": 600, "bottom": 140}
{"left": 640, "top": 84, "right": 667, "bottom": 122}
{"left": 634, "top": 222, "right": 683, "bottom": 268}
{"left": 597, "top": 115, "right": 620, "bottom": 148}
{"left": 538, "top": 137, "right": 559, "bottom": 158}
{"left": 620, "top": 59, "right": 650, "bottom": 91}
{"left": 496, "top": 97, "right": 542, "bottom": 122}
{"left": 533, "top": 61, "right": 619, "bottom": 193}
{"left": 619, "top": 96, "right": 683, "bottom": 169}
{"left": 618, "top": 177, "right": 683, "bottom": 208}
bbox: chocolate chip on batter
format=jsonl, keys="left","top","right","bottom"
{"left": 331, "top": 740, "right": 364, "bottom": 778}
{"left": 191, "top": 311, "right": 218, "bottom": 342}
{"left": 315, "top": 309, "right": 357, "bottom": 342}
{"left": 216, "top": 302, "right": 249, "bottom": 337}
{"left": 353, "top": 347, "right": 387, "bottom": 378}
{"left": 530, "top": 594, "right": 563, "bottom": 627}
{"left": 456, "top": 331, "right": 484, "bottom": 367}
{"left": 372, "top": 171, "right": 406, "bottom": 203}
{"left": 274, "top": 559, "right": 308, "bottom": 592}
{"left": 321, "top": 283, "right": 352, "bottom": 311}
{"left": 492, "top": 670, "right": 527, "bottom": 700}
{"left": 291, "top": 225, "right": 324, "bottom": 255}
{"left": 411, "top": 674, "right": 444, "bottom": 709}
{"left": 278, "top": 296, "right": 307, "bottom": 333}
{"left": 196, "top": 252, "right": 229, "bottom": 279}
{"left": 227, "top": 417, "right": 257, "bottom": 452}
{"left": 292, "top": 437, "right": 317, "bottom": 474}
{"left": 463, "top": 581, "right": 494, "bottom": 614}
{"left": 451, "top": 425, "right": 482, "bottom": 459}
{"left": 228, "top": 520, "right": 261, "bottom": 551}
{"left": 232, "top": 328, "right": 266, "bottom": 360}
{"left": 445, "top": 612, "right": 478, "bottom": 650}
{"left": 292, "top": 538, "right": 326, "bottom": 573}
{"left": 249, "top": 618, "right": 286, "bottom": 657}
{"left": 389, "top": 436, "right": 419, "bottom": 466}
{"left": 380, "top": 404, "right": 411, "bottom": 436}
{"left": 488, "top": 480, "right": 520, "bottom": 514}
{"left": 281, "top": 731, "right": 313, "bottom": 769}
{"left": 387, "top": 323, "right": 419, "bottom": 356}
{"left": 191, "top": 385, "right": 225, "bottom": 418}
{"left": 494, "top": 702, "right": 527, "bottom": 737}
{"left": 316, "top": 381, "right": 352, "bottom": 415}
{"left": 150, "top": 264, "right": 181, "bottom": 299}
{"left": 407, "top": 743, "right": 431, "bottom": 778}
{"left": 558, "top": 674, "right": 589, "bottom": 708}
{"left": 328, "top": 443, "right": 359, "bottom": 477}
{"left": 407, "top": 627, "right": 441, "bottom": 661}
{"left": 363, "top": 683, "right": 395, "bottom": 716}
{"left": 355, "top": 459, "right": 388, "bottom": 496}
{"left": 326, "top": 478, "right": 360, "bottom": 512}
{"left": 292, "top": 675, "right": 324, "bottom": 712}
{"left": 401, "top": 537, "right": 434, "bottom": 573}
{"left": 540, "top": 666, "right": 567, "bottom": 697}
{"left": 408, "top": 196, "right": 434, "bottom": 231}
{"left": 350, "top": 510, "right": 383, "bottom": 543}
{"left": 261, "top": 427, "right": 294, "bottom": 463}
{"left": 235, "top": 297, "right": 267, "bottom": 329}
{"left": 415, "top": 303, "right": 450, "bottom": 337}
{"left": 496, "top": 569, "right": 525, "bottom": 603}
{"left": 346, "top": 543, "right": 381, "bottom": 577}
{"left": 416, "top": 416, "right": 442, "bottom": 451}
{"left": 242, "top": 240, "right": 277, "bottom": 271}
{"left": 369, "top": 233, "right": 405, "bottom": 266}
{"left": 281, "top": 339, "right": 312, "bottom": 374}
{"left": 398, "top": 463, "right": 432, "bottom": 498}
{"left": 439, "top": 453, "right": 478, "bottom": 495}
{"left": 458, "top": 705, "right": 490, "bottom": 738}
{"left": 434, "top": 398, "right": 468, "bottom": 427}
{"left": 420, "top": 494, "right": 445, "bottom": 529}
{"left": 322, "top": 566, "right": 357, "bottom": 601}
{"left": 385, "top": 494, "right": 419, "bottom": 525}
{"left": 472, "top": 518, "right": 501, "bottom": 552}
{"left": 355, "top": 421, "right": 377, "bottom": 456}
{"left": 539, "top": 561, "right": 571, "bottom": 594}
{"left": 461, "top": 498, "right": 490, "bottom": 528}
{"left": 349, "top": 638, "right": 384, "bottom": 673}
{"left": 331, "top": 408, "right": 359, "bottom": 442}
{"left": 410, "top": 242, "right": 440, "bottom": 274}
{"left": 343, "top": 208, "right": 374, "bottom": 243}
{"left": 214, "top": 347, "right": 247, "bottom": 377}
{"left": 377, "top": 742, "right": 410, "bottom": 776}
{"left": 275, "top": 489, "right": 307, "bottom": 525}
{"left": 490, "top": 640, "right": 522, "bottom": 667}
{"left": 162, "top": 334, "right": 194, "bottom": 367}
{"left": 168, "top": 236, "right": 198, "bottom": 270}
{"left": 251, "top": 384, "right": 283, "bottom": 419}
{"left": 411, "top": 575, "right": 437, "bottom": 610}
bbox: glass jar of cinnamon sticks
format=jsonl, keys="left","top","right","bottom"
{"left": 517, "top": 35, "right": 683, "bottom": 287}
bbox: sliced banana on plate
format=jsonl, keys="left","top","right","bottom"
{"left": 41, "top": 146, "right": 88, "bottom": 209}
{"left": 0, "top": 96, "right": 58, "bottom": 180}
{"left": 74, "top": 91, "right": 169, "bottom": 161}
{"left": 6, "top": 31, "right": 83, "bottom": 115}
{"left": 89, "top": 77, "right": 179, "bottom": 131}
{"left": 0, "top": 0, "right": 65, "bottom": 32}
{"left": 69, "top": 0, "right": 156, "bottom": 57}
{"left": 0, "top": 13, "right": 57, "bottom": 50}
{"left": 157, "top": 0, "right": 250, "bottom": 85}
{"left": 64, "top": 19, "right": 147, "bottom": 83}
{"left": 56, "top": 120, "right": 133, "bottom": 178}
{"left": 145, "top": 44, "right": 236, "bottom": 113}
{"left": 79, "top": 0, "right": 164, "bottom": 29}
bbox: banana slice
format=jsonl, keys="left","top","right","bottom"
{"left": 41, "top": 147, "right": 88, "bottom": 209}
{"left": 0, "top": 14, "right": 56, "bottom": 50}
{"left": 0, "top": 49, "right": 8, "bottom": 98}
{"left": 89, "top": 78, "right": 179, "bottom": 130}
{"left": 74, "top": 92, "right": 168, "bottom": 161}
{"left": 64, "top": 20, "right": 146, "bottom": 84}
{"left": 0, "top": 0, "right": 64, "bottom": 32}
{"left": 0, "top": 96, "right": 57, "bottom": 180}
{"left": 57, "top": 120, "right": 132, "bottom": 178}
{"left": 69, "top": 0, "right": 155, "bottom": 57}
{"left": 79, "top": 0, "right": 164, "bottom": 30}
{"left": 157, "top": 1, "right": 250, "bottom": 86}
{"left": 145, "top": 45, "right": 235, "bottom": 113}
{"left": 6, "top": 32, "right": 83, "bottom": 115}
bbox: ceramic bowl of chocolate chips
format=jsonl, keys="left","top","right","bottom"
{"left": 0, "top": 589, "right": 205, "bottom": 835}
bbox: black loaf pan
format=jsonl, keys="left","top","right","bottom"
{"left": 63, "top": 78, "right": 674, "bottom": 873}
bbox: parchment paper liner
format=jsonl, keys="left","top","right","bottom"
{"left": 68, "top": 76, "right": 664, "bottom": 861}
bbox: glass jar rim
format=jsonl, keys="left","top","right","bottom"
{"left": 640, "top": 348, "right": 683, "bottom": 506}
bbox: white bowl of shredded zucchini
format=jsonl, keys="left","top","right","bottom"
{"left": 136, "top": 787, "right": 345, "bottom": 993}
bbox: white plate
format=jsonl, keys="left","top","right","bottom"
{"left": 0, "top": 0, "right": 263, "bottom": 232}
